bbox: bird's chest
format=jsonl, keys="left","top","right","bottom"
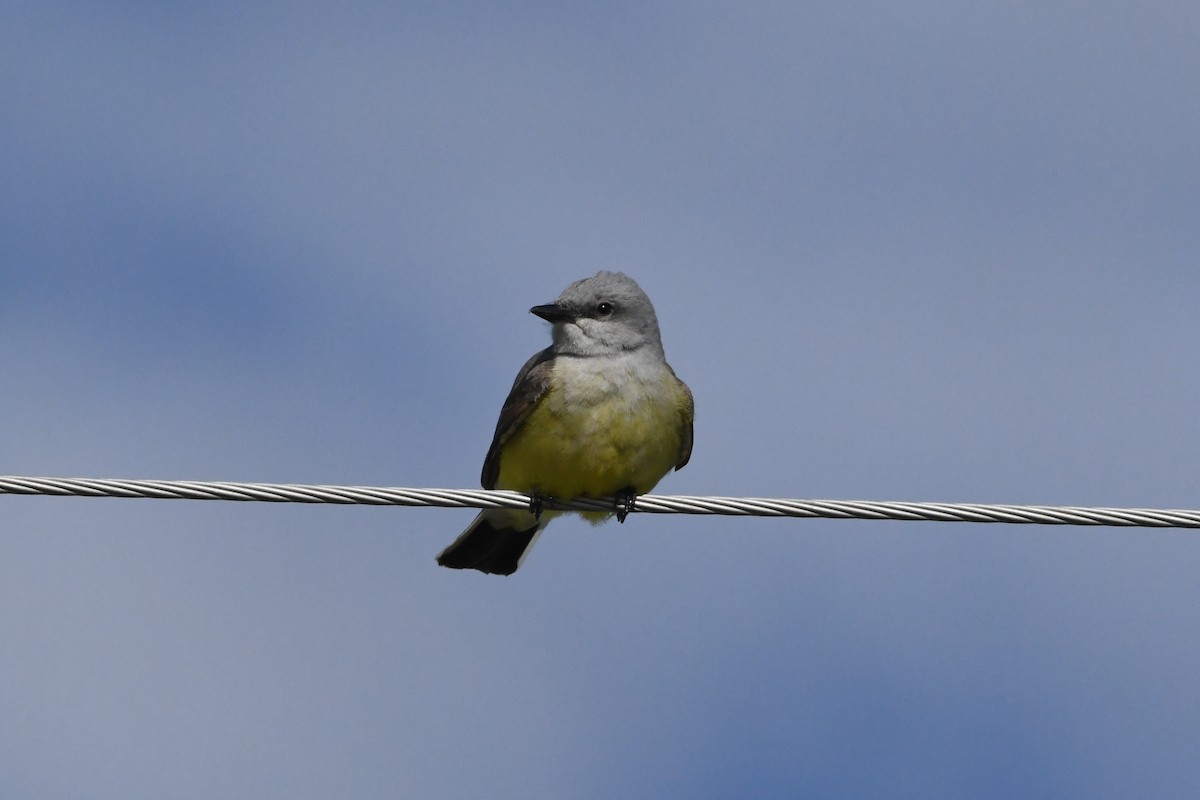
{"left": 543, "top": 359, "right": 674, "bottom": 443}
{"left": 498, "top": 359, "right": 681, "bottom": 497}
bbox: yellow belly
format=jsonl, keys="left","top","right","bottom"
{"left": 495, "top": 373, "right": 686, "bottom": 499}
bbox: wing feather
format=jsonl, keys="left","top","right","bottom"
{"left": 674, "top": 375, "right": 695, "bottom": 471}
{"left": 481, "top": 348, "right": 557, "bottom": 489}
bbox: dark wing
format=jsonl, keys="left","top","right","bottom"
{"left": 481, "top": 347, "right": 557, "bottom": 489}
{"left": 674, "top": 374, "right": 695, "bottom": 471}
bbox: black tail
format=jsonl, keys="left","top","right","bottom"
{"left": 436, "top": 512, "right": 543, "bottom": 575}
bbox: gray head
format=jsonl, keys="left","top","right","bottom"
{"left": 530, "top": 271, "right": 664, "bottom": 357}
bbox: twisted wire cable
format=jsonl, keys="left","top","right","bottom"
{"left": 1, "top": 475, "right": 1197, "bottom": 528}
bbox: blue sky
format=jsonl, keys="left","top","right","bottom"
{"left": 3, "top": 2, "right": 1199, "bottom": 797}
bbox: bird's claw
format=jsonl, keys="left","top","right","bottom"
{"left": 615, "top": 488, "right": 637, "bottom": 524}
{"left": 528, "top": 493, "right": 551, "bottom": 521}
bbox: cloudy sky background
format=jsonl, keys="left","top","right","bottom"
{"left": 3, "top": 2, "right": 1199, "bottom": 797}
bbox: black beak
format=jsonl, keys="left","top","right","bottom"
{"left": 530, "top": 303, "right": 574, "bottom": 323}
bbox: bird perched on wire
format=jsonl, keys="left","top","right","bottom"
{"left": 436, "top": 271, "right": 694, "bottom": 575}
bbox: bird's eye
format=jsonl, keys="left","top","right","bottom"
{"left": 596, "top": 302, "right": 615, "bottom": 317}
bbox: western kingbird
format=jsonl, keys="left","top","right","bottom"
{"left": 436, "top": 271, "right": 694, "bottom": 575}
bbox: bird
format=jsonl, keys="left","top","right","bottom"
{"left": 436, "top": 271, "right": 694, "bottom": 575}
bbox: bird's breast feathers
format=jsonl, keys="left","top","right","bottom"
{"left": 495, "top": 353, "right": 689, "bottom": 498}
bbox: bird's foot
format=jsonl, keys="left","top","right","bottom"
{"left": 615, "top": 488, "right": 638, "bottom": 524}
{"left": 528, "top": 492, "right": 553, "bottom": 521}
